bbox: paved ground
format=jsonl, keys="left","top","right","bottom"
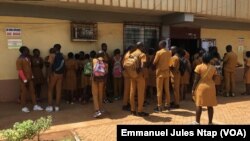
{"left": 0, "top": 83, "right": 250, "bottom": 141}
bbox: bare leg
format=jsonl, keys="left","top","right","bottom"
{"left": 207, "top": 106, "right": 214, "bottom": 124}
{"left": 196, "top": 106, "right": 202, "bottom": 123}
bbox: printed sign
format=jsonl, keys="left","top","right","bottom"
{"left": 6, "top": 28, "right": 21, "bottom": 36}
{"left": 238, "top": 37, "right": 244, "bottom": 46}
{"left": 8, "top": 39, "right": 22, "bottom": 49}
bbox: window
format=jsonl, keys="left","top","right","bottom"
{"left": 71, "top": 23, "right": 97, "bottom": 41}
{"left": 124, "top": 23, "right": 160, "bottom": 50}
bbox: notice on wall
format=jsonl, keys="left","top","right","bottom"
{"left": 7, "top": 39, "right": 22, "bottom": 49}
{"left": 6, "top": 27, "right": 21, "bottom": 36}
{"left": 238, "top": 37, "right": 244, "bottom": 46}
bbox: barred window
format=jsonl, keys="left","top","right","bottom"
{"left": 124, "top": 23, "right": 160, "bottom": 50}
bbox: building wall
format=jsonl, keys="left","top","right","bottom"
{"left": 63, "top": 0, "right": 250, "bottom": 21}
{"left": 201, "top": 28, "right": 250, "bottom": 64}
{"left": 0, "top": 16, "right": 123, "bottom": 102}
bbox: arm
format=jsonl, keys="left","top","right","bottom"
{"left": 192, "top": 73, "right": 201, "bottom": 95}
{"left": 16, "top": 59, "right": 28, "bottom": 83}
{"left": 18, "top": 70, "right": 28, "bottom": 83}
{"left": 153, "top": 52, "right": 159, "bottom": 66}
{"left": 223, "top": 54, "right": 229, "bottom": 64}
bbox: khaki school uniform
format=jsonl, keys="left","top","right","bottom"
{"left": 125, "top": 49, "right": 146, "bottom": 112}
{"left": 16, "top": 56, "right": 37, "bottom": 107}
{"left": 223, "top": 52, "right": 238, "bottom": 93}
{"left": 210, "top": 58, "right": 222, "bottom": 85}
{"left": 170, "top": 55, "right": 181, "bottom": 105}
{"left": 31, "top": 56, "right": 44, "bottom": 85}
{"left": 122, "top": 70, "right": 131, "bottom": 106}
{"left": 45, "top": 53, "right": 55, "bottom": 83}
{"left": 244, "top": 58, "right": 250, "bottom": 84}
{"left": 64, "top": 59, "right": 78, "bottom": 90}
{"left": 194, "top": 64, "right": 217, "bottom": 106}
{"left": 180, "top": 59, "right": 191, "bottom": 85}
{"left": 153, "top": 48, "right": 171, "bottom": 107}
{"left": 91, "top": 57, "right": 108, "bottom": 111}
{"left": 47, "top": 53, "right": 63, "bottom": 106}
{"left": 148, "top": 55, "right": 156, "bottom": 87}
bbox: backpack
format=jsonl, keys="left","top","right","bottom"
{"left": 179, "top": 57, "right": 187, "bottom": 76}
{"left": 83, "top": 61, "right": 92, "bottom": 76}
{"left": 113, "top": 57, "right": 122, "bottom": 78}
{"left": 123, "top": 53, "right": 141, "bottom": 78}
{"left": 93, "top": 59, "right": 106, "bottom": 82}
{"left": 52, "top": 53, "right": 65, "bottom": 74}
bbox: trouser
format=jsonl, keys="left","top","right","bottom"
{"left": 48, "top": 73, "right": 63, "bottom": 106}
{"left": 224, "top": 71, "right": 235, "bottom": 94}
{"left": 113, "top": 77, "right": 122, "bottom": 97}
{"left": 92, "top": 80, "right": 104, "bottom": 111}
{"left": 123, "top": 77, "right": 131, "bottom": 105}
{"left": 156, "top": 77, "right": 170, "bottom": 107}
{"left": 20, "top": 79, "right": 36, "bottom": 107}
{"left": 171, "top": 73, "right": 181, "bottom": 105}
{"left": 130, "top": 77, "right": 145, "bottom": 112}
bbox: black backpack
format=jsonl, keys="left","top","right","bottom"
{"left": 52, "top": 53, "right": 65, "bottom": 74}
{"left": 179, "top": 57, "right": 187, "bottom": 76}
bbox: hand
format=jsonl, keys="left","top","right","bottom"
{"left": 23, "top": 80, "right": 28, "bottom": 83}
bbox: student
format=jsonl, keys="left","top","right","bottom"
{"left": 74, "top": 53, "right": 82, "bottom": 101}
{"left": 91, "top": 51, "right": 109, "bottom": 118}
{"left": 112, "top": 49, "right": 123, "bottom": 100}
{"left": 31, "top": 49, "right": 44, "bottom": 101}
{"left": 122, "top": 46, "right": 132, "bottom": 111}
{"left": 210, "top": 47, "right": 222, "bottom": 95}
{"left": 147, "top": 48, "right": 156, "bottom": 99}
{"left": 242, "top": 51, "right": 250, "bottom": 95}
{"left": 46, "top": 44, "right": 65, "bottom": 112}
{"left": 180, "top": 50, "right": 191, "bottom": 100}
{"left": 170, "top": 47, "right": 181, "bottom": 108}
{"left": 123, "top": 42, "right": 149, "bottom": 116}
{"left": 223, "top": 45, "right": 238, "bottom": 97}
{"left": 44, "top": 48, "right": 55, "bottom": 84}
{"left": 153, "top": 40, "right": 171, "bottom": 112}
{"left": 100, "top": 43, "right": 112, "bottom": 103}
{"left": 64, "top": 52, "right": 78, "bottom": 104}
{"left": 78, "top": 51, "right": 85, "bottom": 102}
{"left": 192, "top": 53, "right": 217, "bottom": 125}
{"left": 16, "top": 46, "right": 43, "bottom": 113}
{"left": 82, "top": 54, "right": 92, "bottom": 103}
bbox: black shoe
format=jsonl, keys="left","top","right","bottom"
{"left": 170, "top": 102, "right": 175, "bottom": 106}
{"left": 131, "top": 111, "right": 137, "bottom": 116}
{"left": 137, "top": 112, "right": 149, "bottom": 117}
{"left": 171, "top": 104, "right": 180, "bottom": 109}
{"left": 122, "top": 105, "right": 130, "bottom": 111}
{"left": 154, "top": 106, "right": 162, "bottom": 113}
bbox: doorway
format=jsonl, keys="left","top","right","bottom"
{"left": 170, "top": 39, "right": 200, "bottom": 59}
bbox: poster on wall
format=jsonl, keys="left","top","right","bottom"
{"left": 201, "top": 39, "right": 216, "bottom": 52}
{"left": 7, "top": 39, "right": 22, "bottom": 49}
{"left": 6, "top": 27, "right": 21, "bottom": 36}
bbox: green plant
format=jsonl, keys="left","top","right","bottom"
{"left": 0, "top": 116, "right": 52, "bottom": 141}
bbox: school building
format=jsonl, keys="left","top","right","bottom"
{"left": 0, "top": 0, "right": 250, "bottom": 102}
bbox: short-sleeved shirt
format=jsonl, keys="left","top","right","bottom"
{"left": 153, "top": 48, "right": 171, "bottom": 78}
{"left": 223, "top": 52, "right": 238, "bottom": 72}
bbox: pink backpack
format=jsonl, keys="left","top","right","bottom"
{"left": 113, "top": 57, "right": 122, "bottom": 78}
{"left": 93, "top": 59, "right": 106, "bottom": 81}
